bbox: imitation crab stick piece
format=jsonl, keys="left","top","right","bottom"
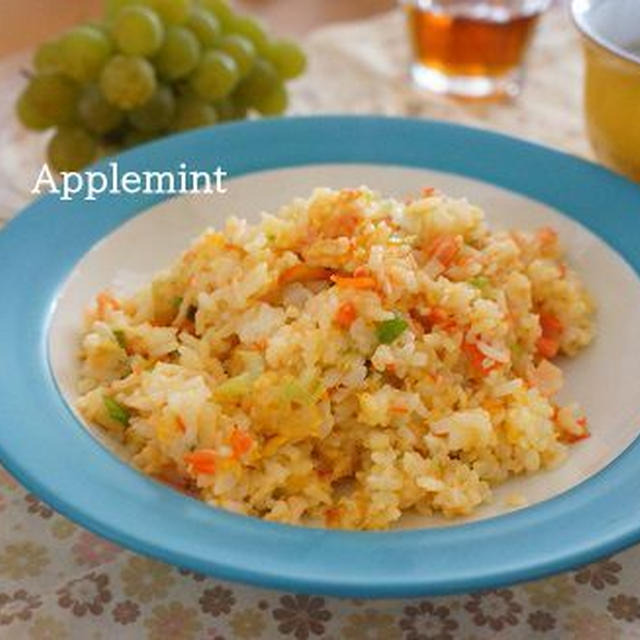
{"left": 463, "top": 341, "right": 500, "bottom": 374}
{"left": 561, "top": 418, "right": 590, "bottom": 444}
{"left": 414, "top": 307, "right": 457, "bottom": 333}
{"left": 531, "top": 359, "right": 563, "bottom": 396}
{"left": 334, "top": 301, "right": 357, "bottom": 328}
{"left": 279, "top": 264, "right": 334, "bottom": 285}
{"left": 330, "top": 274, "right": 378, "bottom": 290}
{"left": 184, "top": 450, "right": 217, "bottom": 474}
{"left": 96, "top": 291, "right": 120, "bottom": 318}
{"left": 230, "top": 429, "right": 253, "bottom": 459}
{"left": 426, "top": 235, "right": 460, "bottom": 267}
{"left": 562, "top": 431, "right": 591, "bottom": 444}
{"left": 325, "top": 211, "right": 362, "bottom": 237}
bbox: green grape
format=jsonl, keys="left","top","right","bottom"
{"left": 47, "top": 127, "right": 97, "bottom": 172}
{"left": 172, "top": 94, "right": 218, "bottom": 130}
{"left": 233, "top": 59, "right": 278, "bottom": 108}
{"left": 216, "top": 34, "right": 255, "bottom": 78}
{"left": 147, "top": 0, "right": 192, "bottom": 25}
{"left": 105, "top": 0, "right": 139, "bottom": 19}
{"left": 83, "top": 20, "right": 113, "bottom": 37}
{"left": 265, "top": 39, "right": 307, "bottom": 80}
{"left": 112, "top": 5, "right": 165, "bottom": 56}
{"left": 33, "top": 40, "right": 62, "bottom": 73}
{"left": 16, "top": 74, "right": 78, "bottom": 130}
{"left": 155, "top": 25, "right": 201, "bottom": 80}
{"left": 253, "top": 82, "right": 288, "bottom": 116}
{"left": 189, "top": 50, "right": 239, "bottom": 101}
{"left": 78, "top": 85, "right": 125, "bottom": 134}
{"left": 215, "top": 97, "right": 246, "bottom": 122}
{"left": 100, "top": 55, "right": 157, "bottom": 109}
{"left": 129, "top": 85, "right": 175, "bottom": 131}
{"left": 228, "top": 16, "right": 268, "bottom": 54}
{"left": 187, "top": 6, "right": 221, "bottom": 47}
{"left": 58, "top": 26, "right": 112, "bottom": 82}
{"left": 16, "top": 94, "right": 51, "bottom": 131}
{"left": 197, "top": 0, "right": 234, "bottom": 31}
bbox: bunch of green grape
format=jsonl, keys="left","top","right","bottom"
{"left": 16, "top": 0, "right": 306, "bottom": 172}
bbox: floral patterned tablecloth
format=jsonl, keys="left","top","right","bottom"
{"left": 2, "top": 463, "right": 640, "bottom": 639}
{"left": 2, "top": 6, "right": 640, "bottom": 640}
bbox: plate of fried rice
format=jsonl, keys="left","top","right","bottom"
{"left": 1, "top": 117, "right": 640, "bottom": 596}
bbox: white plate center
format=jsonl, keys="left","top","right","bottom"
{"left": 49, "top": 164, "right": 640, "bottom": 528}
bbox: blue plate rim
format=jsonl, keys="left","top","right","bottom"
{"left": 1, "top": 115, "right": 640, "bottom": 598}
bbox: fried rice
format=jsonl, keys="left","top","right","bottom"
{"left": 76, "top": 186, "right": 595, "bottom": 529}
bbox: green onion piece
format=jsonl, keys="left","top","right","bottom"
{"left": 376, "top": 316, "right": 409, "bottom": 344}
{"left": 213, "top": 372, "right": 254, "bottom": 400}
{"left": 308, "top": 377, "right": 325, "bottom": 402}
{"left": 172, "top": 296, "right": 183, "bottom": 309}
{"left": 103, "top": 395, "right": 130, "bottom": 426}
{"left": 469, "top": 276, "right": 490, "bottom": 290}
{"left": 120, "top": 364, "right": 133, "bottom": 379}
{"left": 113, "top": 329, "right": 126, "bottom": 349}
{"left": 281, "top": 380, "right": 315, "bottom": 406}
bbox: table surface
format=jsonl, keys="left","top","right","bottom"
{"left": 2, "top": 5, "right": 640, "bottom": 640}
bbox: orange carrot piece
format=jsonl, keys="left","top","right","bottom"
{"left": 176, "top": 416, "right": 186, "bottom": 433}
{"left": 540, "top": 312, "right": 563, "bottom": 339}
{"left": 390, "top": 405, "right": 409, "bottom": 414}
{"left": 330, "top": 275, "right": 378, "bottom": 290}
{"left": 334, "top": 301, "right": 357, "bottom": 328}
{"left": 537, "top": 226, "right": 558, "bottom": 245}
{"left": 352, "top": 265, "right": 371, "bottom": 278}
{"left": 338, "top": 188, "right": 362, "bottom": 201}
{"left": 280, "top": 264, "right": 334, "bottom": 285}
{"left": 428, "top": 307, "right": 449, "bottom": 325}
{"left": 230, "top": 429, "right": 253, "bottom": 459}
{"left": 324, "top": 506, "right": 343, "bottom": 527}
{"left": 184, "top": 450, "right": 217, "bottom": 474}
{"left": 536, "top": 336, "right": 560, "bottom": 359}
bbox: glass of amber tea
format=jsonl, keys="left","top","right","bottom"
{"left": 402, "top": 0, "right": 552, "bottom": 99}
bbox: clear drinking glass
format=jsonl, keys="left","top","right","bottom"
{"left": 401, "top": 0, "right": 552, "bottom": 99}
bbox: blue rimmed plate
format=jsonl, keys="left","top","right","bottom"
{"left": 1, "top": 116, "right": 640, "bottom": 598}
